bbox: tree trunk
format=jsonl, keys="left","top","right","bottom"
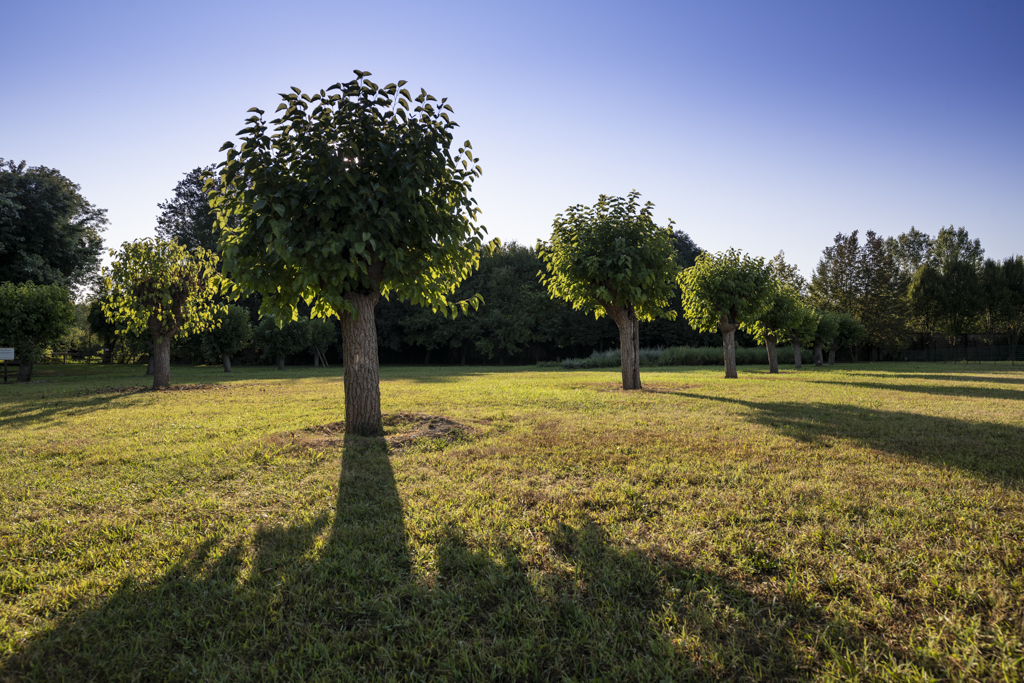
{"left": 766, "top": 333, "right": 779, "bottom": 374}
{"left": 152, "top": 336, "right": 171, "bottom": 390}
{"left": 341, "top": 291, "right": 382, "bottom": 435}
{"left": 223, "top": 353, "right": 232, "bottom": 373}
{"left": 17, "top": 359, "right": 33, "bottom": 383}
{"left": 102, "top": 345, "right": 112, "bottom": 365}
{"left": 314, "top": 350, "right": 320, "bottom": 368}
{"left": 608, "top": 304, "right": 641, "bottom": 390}
{"left": 828, "top": 345, "right": 837, "bottom": 366}
{"left": 720, "top": 315, "right": 739, "bottom": 379}
{"left": 793, "top": 338, "right": 803, "bottom": 369}
{"left": 460, "top": 345, "right": 467, "bottom": 366}
{"left": 813, "top": 341, "right": 824, "bottom": 367}
{"left": 145, "top": 355, "right": 154, "bottom": 376}
{"left": 276, "top": 354, "right": 285, "bottom": 371}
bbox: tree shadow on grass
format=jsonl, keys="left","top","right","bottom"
{"left": 823, "top": 380, "right": 1024, "bottom": 402}
{"left": 673, "top": 392, "right": 1024, "bottom": 486}
{"left": 839, "top": 369, "right": 1024, "bottom": 386}
{"left": 3, "top": 435, "right": 915, "bottom": 681}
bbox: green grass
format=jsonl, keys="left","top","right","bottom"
{"left": 1, "top": 361, "right": 1023, "bottom": 681}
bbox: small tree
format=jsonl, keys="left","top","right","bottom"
{"left": 744, "top": 286, "right": 802, "bottom": 374}
{"left": 307, "top": 319, "right": 338, "bottom": 367}
{"left": 254, "top": 317, "right": 310, "bottom": 370}
{"left": 207, "top": 72, "right": 490, "bottom": 435}
{"left": 811, "top": 310, "right": 841, "bottom": 366}
{"left": 0, "top": 282, "right": 75, "bottom": 382}
{"left": 538, "top": 191, "right": 679, "bottom": 390}
{"left": 202, "top": 305, "right": 253, "bottom": 372}
{"left": 87, "top": 298, "right": 119, "bottom": 364}
{"left": 102, "top": 238, "right": 221, "bottom": 389}
{"left": 680, "top": 249, "right": 775, "bottom": 378}
{"left": 788, "top": 301, "right": 819, "bottom": 370}
{"left": 828, "top": 313, "right": 867, "bottom": 365}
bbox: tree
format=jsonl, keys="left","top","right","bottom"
{"left": 859, "top": 231, "right": 909, "bottom": 357}
{"left": 1002, "top": 256, "right": 1024, "bottom": 361}
{"left": 808, "top": 231, "right": 861, "bottom": 314}
{"left": 811, "top": 310, "right": 841, "bottom": 367}
{"left": 202, "top": 305, "right": 253, "bottom": 372}
{"left": 538, "top": 192, "right": 680, "bottom": 390}
{"left": 0, "top": 159, "right": 108, "bottom": 294}
{"left": 828, "top": 312, "right": 867, "bottom": 365}
{"left": 933, "top": 225, "right": 984, "bottom": 271}
{"left": 885, "top": 226, "right": 934, "bottom": 285}
{"left": 254, "top": 317, "right": 309, "bottom": 370}
{"left": 744, "top": 285, "right": 801, "bottom": 374}
{"left": 207, "top": 72, "right": 490, "bottom": 435}
{"left": 102, "top": 238, "right": 221, "bottom": 389}
{"left": 0, "top": 282, "right": 75, "bottom": 382}
{"left": 680, "top": 249, "right": 775, "bottom": 379}
{"left": 788, "top": 301, "right": 819, "bottom": 370}
{"left": 155, "top": 166, "right": 221, "bottom": 253}
{"left": 769, "top": 251, "right": 807, "bottom": 295}
{"left": 87, "top": 298, "right": 119, "bottom": 364}
{"left": 307, "top": 319, "right": 337, "bottom": 367}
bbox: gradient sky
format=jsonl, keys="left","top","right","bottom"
{"left": 5, "top": 1, "right": 1022, "bottom": 280}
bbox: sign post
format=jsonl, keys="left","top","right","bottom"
{"left": 0, "top": 348, "right": 13, "bottom": 384}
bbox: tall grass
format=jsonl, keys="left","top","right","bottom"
{"left": 557, "top": 344, "right": 813, "bottom": 369}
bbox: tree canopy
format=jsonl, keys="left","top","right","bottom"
{"left": 0, "top": 159, "right": 108, "bottom": 293}
{"left": 0, "top": 281, "right": 75, "bottom": 381}
{"left": 538, "top": 191, "right": 679, "bottom": 389}
{"left": 155, "top": 166, "right": 221, "bottom": 253}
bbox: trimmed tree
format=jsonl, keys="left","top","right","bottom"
{"left": 254, "top": 317, "right": 309, "bottom": 370}
{"left": 744, "top": 285, "right": 802, "bottom": 374}
{"left": 811, "top": 310, "right": 841, "bottom": 366}
{"left": 102, "top": 238, "right": 222, "bottom": 389}
{"left": 828, "top": 312, "right": 867, "bottom": 364}
{"left": 202, "top": 304, "right": 253, "bottom": 372}
{"left": 538, "top": 191, "right": 679, "bottom": 390}
{"left": 207, "top": 72, "right": 490, "bottom": 435}
{"left": 0, "top": 282, "right": 75, "bottom": 382}
{"left": 680, "top": 249, "right": 775, "bottom": 378}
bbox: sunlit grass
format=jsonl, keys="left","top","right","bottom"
{"left": 1, "top": 361, "right": 1022, "bottom": 681}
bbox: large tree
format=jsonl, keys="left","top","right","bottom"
{"left": 808, "top": 231, "right": 861, "bottom": 314}
{"left": 859, "top": 231, "right": 909, "bottom": 356}
{"left": 207, "top": 72, "right": 491, "bottom": 435}
{"left": 102, "top": 238, "right": 222, "bottom": 389}
{"left": 680, "top": 249, "right": 775, "bottom": 379}
{"left": 155, "top": 166, "right": 221, "bottom": 253}
{"left": 0, "top": 282, "right": 75, "bottom": 382}
{"left": 538, "top": 191, "right": 680, "bottom": 390}
{"left": 0, "top": 159, "right": 108, "bottom": 293}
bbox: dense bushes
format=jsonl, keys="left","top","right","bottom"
{"left": 554, "top": 345, "right": 814, "bottom": 369}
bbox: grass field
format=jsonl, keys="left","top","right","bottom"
{"left": 1, "top": 361, "right": 1022, "bottom": 681}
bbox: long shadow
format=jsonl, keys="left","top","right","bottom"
{"left": 0, "top": 389, "right": 159, "bottom": 430}
{"left": 822, "top": 379, "right": 1024, "bottom": 402}
{"left": 673, "top": 392, "right": 1024, "bottom": 485}
{"left": 2, "top": 434, "right": 934, "bottom": 680}
{"left": 839, "top": 369, "right": 1024, "bottom": 386}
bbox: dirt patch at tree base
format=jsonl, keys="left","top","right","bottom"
{"left": 269, "top": 413, "right": 471, "bottom": 453}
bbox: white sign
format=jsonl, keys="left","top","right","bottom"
{"left": 0, "top": 348, "right": 13, "bottom": 361}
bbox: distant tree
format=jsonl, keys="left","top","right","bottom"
{"left": 769, "top": 251, "right": 807, "bottom": 296}
{"left": 744, "top": 285, "right": 801, "bottom": 374}
{"left": 0, "top": 282, "right": 75, "bottom": 382}
{"left": 307, "top": 319, "right": 338, "bottom": 367}
{"left": 808, "top": 231, "right": 861, "bottom": 314}
{"left": 670, "top": 230, "right": 703, "bottom": 269}
{"left": 1001, "top": 256, "right": 1024, "bottom": 361}
{"left": 539, "top": 191, "right": 679, "bottom": 390}
{"left": 859, "top": 231, "right": 909, "bottom": 356}
{"left": 155, "top": 166, "right": 221, "bottom": 253}
{"left": 933, "top": 225, "right": 984, "bottom": 270}
{"left": 207, "top": 72, "right": 491, "bottom": 435}
{"left": 788, "top": 301, "right": 819, "bottom": 370}
{"left": 87, "top": 298, "right": 119, "bottom": 364}
{"left": 811, "top": 310, "right": 841, "bottom": 367}
{"left": 254, "top": 317, "right": 310, "bottom": 370}
{"left": 885, "top": 226, "right": 934, "bottom": 286}
{"left": 828, "top": 312, "right": 867, "bottom": 365}
{"left": 680, "top": 249, "right": 775, "bottom": 378}
{"left": 102, "top": 238, "right": 221, "bottom": 389}
{"left": 202, "top": 305, "right": 253, "bottom": 372}
{"left": 0, "top": 159, "right": 108, "bottom": 293}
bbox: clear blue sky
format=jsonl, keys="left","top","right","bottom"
{"left": 5, "top": 0, "right": 1022, "bottom": 279}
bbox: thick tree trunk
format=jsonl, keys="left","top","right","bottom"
{"left": 793, "top": 338, "right": 803, "bottom": 369}
{"left": 720, "top": 315, "right": 739, "bottom": 379}
{"left": 766, "top": 333, "right": 779, "bottom": 374}
{"left": 17, "top": 359, "right": 33, "bottom": 383}
{"left": 608, "top": 304, "right": 641, "bottom": 390}
{"left": 223, "top": 353, "right": 232, "bottom": 373}
{"left": 827, "top": 345, "right": 837, "bottom": 366}
{"left": 813, "top": 341, "right": 824, "bottom": 367}
{"left": 341, "top": 291, "right": 382, "bottom": 435}
{"left": 276, "top": 354, "right": 285, "bottom": 371}
{"left": 152, "top": 336, "right": 171, "bottom": 390}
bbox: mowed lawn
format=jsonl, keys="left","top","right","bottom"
{"left": 1, "top": 362, "right": 1022, "bottom": 682}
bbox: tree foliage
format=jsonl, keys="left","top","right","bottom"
{"left": 0, "top": 159, "right": 108, "bottom": 293}
{"left": 0, "top": 281, "right": 75, "bottom": 381}
{"left": 155, "top": 166, "right": 221, "bottom": 253}
{"left": 201, "top": 305, "right": 253, "bottom": 369}
{"left": 254, "top": 317, "right": 309, "bottom": 369}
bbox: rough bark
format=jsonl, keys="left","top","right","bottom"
{"left": 17, "top": 360, "right": 33, "bottom": 383}
{"left": 813, "top": 341, "right": 824, "bottom": 367}
{"left": 276, "top": 354, "right": 285, "bottom": 371}
{"left": 720, "top": 315, "right": 739, "bottom": 379}
{"left": 793, "top": 338, "right": 803, "bottom": 369}
{"left": 608, "top": 304, "right": 641, "bottom": 390}
{"left": 223, "top": 353, "right": 232, "bottom": 373}
{"left": 342, "top": 290, "right": 383, "bottom": 435}
{"left": 314, "top": 350, "right": 320, "bottom": 368}
{"left": 766, "top": 333, "right": 779, "bottom": 374}
{"left": 152, "top": 336, "right": 171, "bottom": 389}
